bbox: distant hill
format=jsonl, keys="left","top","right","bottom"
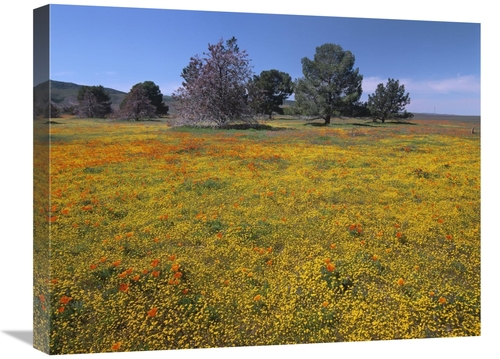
{"left": 34, "top": 80, "right": 175, "bottom": 113}
{"left": 410, "top": 113, "right": 480, "bottom": 122}
{"left": 47, "top": 80, "right": 127, "bottom": 111}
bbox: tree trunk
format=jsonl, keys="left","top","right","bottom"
{"left": 324, "top": 115, "right": 331, "bottom": 125}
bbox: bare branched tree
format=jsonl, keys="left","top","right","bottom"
{"left": 173, "top": 37, "right": 256, "bottom": 128}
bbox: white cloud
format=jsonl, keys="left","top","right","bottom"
{"left": 94, "top": 71, "right": 118, "bottom": 76}
{"left": 362, "top": 76, "right": 385, "bottom": 94}
{"left": 51, "top": 70, "right": 76, "bottom": 78}
{"left": 363, "top": 75, "right": 480, "bottom": 96}
{"left": 404, "top": 75, "right": 480, "bottom": 94}
{"left": 364, "top": 75, "right": 480, "bottom": 96}
{"left": 361, "top": 75, "right": 480, "bottom": 115}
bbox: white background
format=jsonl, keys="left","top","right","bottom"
{"left": 0, "top": 1, "right": 496, "bottom": 358}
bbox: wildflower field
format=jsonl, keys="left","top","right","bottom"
{"left": 34, "top": 116, "right": 480, "bottom": 354}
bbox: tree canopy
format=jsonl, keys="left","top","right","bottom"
{"left": 118, "top": 84, "right": 157, "bottom": 121}
{"left": 76, "top": 85, "right": 112, "bottom": 118}
{"left": 173, "top": 37, "right": 255, "bottom": 128}
{"left": 251, "top": 69, "right": 293, "bottom": 119}
{"left": 294, "top": 43, "right": 363, "bottom": 124}
{"left": 367, "top": 78, "right": 413, "bottom": 123}
{"left": 121, "top": 81, "right": 168, "bottom": 116}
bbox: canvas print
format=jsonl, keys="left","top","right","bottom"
{"left": 33, "top": 4, "right": 481, "bottom": 355}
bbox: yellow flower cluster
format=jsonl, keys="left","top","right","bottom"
{"left": 34, "top": 117, "right": 480, "bottom": 354}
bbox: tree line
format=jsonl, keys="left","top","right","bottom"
{"left": 72, "top": 37, "right": 412, "bottom": 125}
{"left": 73, "top": 81, "right": 169, "bottom": 120}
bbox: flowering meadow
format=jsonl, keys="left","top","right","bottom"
{"left": 34, "top": 117, "right": 480, "bottom": 354}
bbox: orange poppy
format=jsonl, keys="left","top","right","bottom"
{"left": 322, "top": 301, "right": 329, "bottom": 308}
{"left": 326, "top": 263, "right": 335, "bottom": 272}
{"left": 132, "top": 275, "right": 140, "bottom": 281}
{"left": 397, "top": 278, "right": 405, "bottom": 286}
{"left": 90, "top": 264, "right": 98, "bottom": 270}
{"left": 254, "top": 294, "right": 262, "bottom": 301}
{"left": 152, "top": 270, "right": 160, "bottom": 277}
{"left": 126, "top": 267, "right": 134, "bottom": 275}
{"left": 111, "top": 342, "right": 121, "bottom": 351}
{"left": 118, "top": 271, "right": 128, "bottom": 278}
{"left": 39, "top": 294, "right": 45, "bottom": 303}
{"left": 173, "top": 271, "right": 182, "bottom": 279}
{"left": 112, "top": 260, "right": 121, "bottom": 267}
{"left": 439, "top": 297, "right": 447, "bottom": 304}
{"left": 60, "top": 295, "right": 72, "bottom": 305}
{"left": 182, "top": 289, "right": 189, "bottom": 295}
{"left": 223, "top": 279, "right": 230, "bottom": 286}
{"left": 330, "top": 243, "right": 336, "bottom": 249}
{"left": 126, "top": 232, "right": 133, "bottom": 238}
{"left": 58, "top": 306, "right": 65, "bottom": 313}
{"left": 151, "top": 259, "right": 160, "bottom": 268}
{"left": 171, "top": 263, "right": 180, "bottom": 272}
{"left": 119, "top": 283, "right": 129, "bottom": 292}
{"left": 396, "top": 232, "right": 403, "bottom": 239}
{"left": 100, "top": 256, "right": 107, "bottom": 263}
{"left": 147, "top": 308, "right": 157, "bottom": 317}
{"left": 168, "top": 254, "right": 176, "bottom": 261}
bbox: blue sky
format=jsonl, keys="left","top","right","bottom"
{"left": 49, "top": 4, "right": 480, "bottom": 115}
